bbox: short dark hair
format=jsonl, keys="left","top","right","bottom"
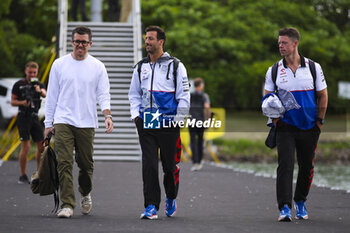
{"left": 25, "top": 61, "right": 39, "bottom": 70}
{"left": 278, "top": 27, "right": 300, "bottom": 41}
{"left": 145, "top": 25, "right": 166, "bottom": 46}
{"left": 72, "top": 26, "right": 92, "bottom": 41}
{"left": 194, "top": 78, "right": 204, "bottom": 88}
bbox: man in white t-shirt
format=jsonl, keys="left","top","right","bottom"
{"left": 263, "top": 27, "right": 328, "bottom": 222}
{"left": 44, "top": 26, "right": 114, "bottom": 218}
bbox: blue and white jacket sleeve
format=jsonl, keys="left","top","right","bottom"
{"left": 175, "top": 62, "right": 190, "bottom": 121}
{"left": 128, "top": 68, "right": 142, "bottom": 120}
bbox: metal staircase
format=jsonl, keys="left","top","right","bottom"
{"left": 58, "top": 0, "right": 142, "bottom": 161}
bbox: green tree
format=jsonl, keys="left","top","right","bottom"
{"left": 7, "top": 0, "right": 57, "bottom": 43}
{"left": 0, "top": 0, "right": 14, "bottom": 76}
{"left": 0, "top": 0, "right": 11, "bottom": 16}
{"left": 141, "top": 0, "right": 350, "bottom": 111}
{"left": 0, "top": 0, "right": 56, "bottom": 77}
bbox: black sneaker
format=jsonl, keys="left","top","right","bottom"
{"left": 18, "top": 174, "right": 30, "bottom": 184}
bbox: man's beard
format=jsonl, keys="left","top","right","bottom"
{"left": 146, "top": 45, "right": 156, "bottom": 54}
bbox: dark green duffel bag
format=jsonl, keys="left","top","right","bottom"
{"left": 30, "top": 132, "right": 59, "bottom": 213}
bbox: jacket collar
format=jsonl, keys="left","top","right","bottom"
{"left": 157, "top": 52, "right": 172, "bottom": 63}
{"left": 144, "top": 52, "right": 172, "bottom": 64}
{"left": 282, "top": 55, "right": 306, "bottom": 68}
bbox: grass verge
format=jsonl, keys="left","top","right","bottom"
{"left": 213, "top": 138, "right": 350, "bottom": 164}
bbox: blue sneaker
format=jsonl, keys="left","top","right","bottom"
{"left": 278, "top": 205, "right": 292, "bottom": 222}
{"left": 294, "top": 201, "right": 308, "bottom": 220}
{"left": 165, "top": 197, "right": 177, "bottom": 217}
{"left": 140, "top": 205, "right": 158, "bottom": 220}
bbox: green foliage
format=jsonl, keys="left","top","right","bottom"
{"left": 0, "top": 20, "right": 46, "bottom": 77}
{"left": 213, "top": 138, "right": 278, "bottom": 162}
{"left": 311, "top": 0, "right": 350, "bottom": 31}
{"left": 213, "top": 138, "right": 270, "bottom": 155}
{"left": 213, "top": 137, "right": 350, "bottom": 164}
{"left": 141, "top": 0, "right": 350, "bottom": 111}
{"left": 0, "top": 22, "right": 16, "bottom": 76}
{"left": 7, "top": 0, "right": 57, "bottom": 42}
{"left": 0, "top": 0, "right": 55, "bottom": 77}
{"left": 0, "top": 0, "right": 349, "bottom": 112}
{"left": 0, "top": 0, "right": 11, "bottom": 17}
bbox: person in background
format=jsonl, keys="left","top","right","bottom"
{"left": 108, "top": 0, "right": 120, "bottom": 21}
{"left": 71, "top": 0, "right": 88, "bottom": 21}
{"left": 189, "top": 77, "right": 210, "bottom": 171}
{"left": 11, "top": 61, "right": 46, "bottom": 184}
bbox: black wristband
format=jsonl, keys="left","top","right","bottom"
{"left": 316, "top": 117, "right": 325, "bottom": 125}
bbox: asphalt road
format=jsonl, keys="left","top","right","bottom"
{"left": 0, "top": 160, "right": 349, "bottom": 233}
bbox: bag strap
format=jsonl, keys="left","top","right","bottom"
{"left": 136, "top": 57, "right": 150, "bottom": 83}
{"left": 171, "top": 57, "right": 180, "bottom": 95}
{"left": 271, "top": 62, "right": 279, "bottom": 93}
{"left": 272, "top": 59, "right": 317, "bottom": 97}
{"left": 308, "top": 59, "right": 317, "bottom": 101}
{"left": 137, "top": 56, "right": 180, "bottom": 94}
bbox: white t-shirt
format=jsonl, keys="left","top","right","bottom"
{"left": 44, "top": 54, "right": 111, "bottom": 128}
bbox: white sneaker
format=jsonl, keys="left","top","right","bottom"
{"left": 81, "top": 193, "right": 92, "bottom": 215}
{"left": 57, "top": 208, "right": 73, "bottom": 218}
{"left": 197, "top": 162, "right": 203, "bottom": 171}
{"left": 191, "top": 164, "right": 199, "bottom": 172}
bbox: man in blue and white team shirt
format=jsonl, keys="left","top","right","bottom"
{"left": 264, "top": 27, "right": 328, "bottom": 222}
{"left": 129, "top": 25, "right": 190, "bottom": 220}
{"left": 44, "top": 26, "right": 114, "bottom": 218}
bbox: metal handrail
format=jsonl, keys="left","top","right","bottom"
{"left": 132, "top": 0, "right": 142, "bottom": 64}
{"left": 58, "top": 0, "right": 68, "bottom": 57}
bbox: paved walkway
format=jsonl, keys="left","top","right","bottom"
{"left": 0, "top": 160, "right": 349, "bottom": 233}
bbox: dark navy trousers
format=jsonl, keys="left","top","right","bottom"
{"left": 276, "top": 121, "right": 320, "bottom": 210}
{"left": 136, "top": 118, "right": 181, "bottom": 210}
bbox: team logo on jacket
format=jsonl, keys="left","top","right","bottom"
{"left": 280, "top": 68, "right": 287, "bottom": 76}
{"left": 143, "top": 110, "right": 161, "bottom": 129}
{"left": 142, "top": 68, "right": 149, "bottom": 80}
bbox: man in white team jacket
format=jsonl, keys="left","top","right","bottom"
{"left": 129, "top": 25, "right": 190, "bottom": 219}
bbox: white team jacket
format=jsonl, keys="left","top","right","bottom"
{"left": 128, "top": 52, "right": 190, "bottom": 123}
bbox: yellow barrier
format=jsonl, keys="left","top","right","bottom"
{"left": 180, "top": 107, "right": 225, "bottom": 164}
{"left": 41, "top": 50, "right": 56, "bottom": 84}
{"left": 0, "top": 127, "right": 18, "bottom": 154}
{"left": 0, "top": 116, "right": 17, "bottom": 155}
{"left": 1, "top": 140, "right": 21, "bottom": 162}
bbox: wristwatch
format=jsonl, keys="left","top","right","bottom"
{"left": 316, "top": 117, "right": 325, "bottom": 125}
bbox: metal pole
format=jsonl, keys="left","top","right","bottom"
{"left": 91, "top": 0, "right": 102, "bottom": 22}
{"left": 58, "top": 0, "right": 68, "bottom": 57}
{"left": 133, "top": 0, "right": 142, "bottom": 63}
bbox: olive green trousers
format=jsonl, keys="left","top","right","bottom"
{"left": 54, "top": 124, "right": 95, "bottom": 209}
